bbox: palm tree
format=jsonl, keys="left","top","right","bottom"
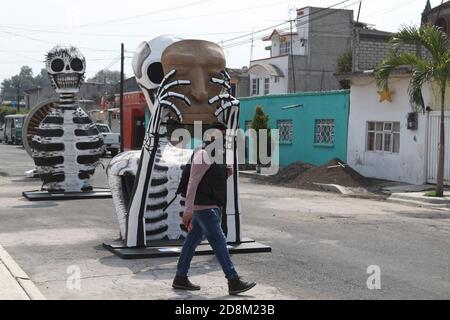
{"left": 376, "top": 25, "right": 450, "bottom": 197}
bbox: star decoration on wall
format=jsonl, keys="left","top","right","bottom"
{"left": 377, "top": 90, "right": 395, "bottom": 103}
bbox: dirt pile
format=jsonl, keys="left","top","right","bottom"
{"left": 289, "top": 159, "right": 372, "bottom": 190}
{"left": 266, "top": 162, "right": 314, "bottom": 184}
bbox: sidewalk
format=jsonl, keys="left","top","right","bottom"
{"left": 0, "top": 245, "right": 45, "bottom": 300}
{"left": 388, "top": 191, "right": 450, "bottom": 211}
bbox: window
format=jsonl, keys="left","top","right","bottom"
{"left": 315, "top": 119, "right": 335, "bottom": 145}
{"left": 277, "top": 120, "right": 293, "bottom": 144}
{"left": 264, "top": 78, "right": 270, "bottom": 95}
{"left": 367, "top": 121, "right": 400, "bottom": 153}
{"left": 252, "top": 78, "right": 260, "bottom": 95}
{"left": 280, "top": 41, "right": 291, "bottom": 55}
{"left": 230, "top": 83, "right": 237, "bottom": 97}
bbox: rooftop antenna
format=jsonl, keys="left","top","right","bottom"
{"left": 356, "top": 1, "right": 362, "bottom": 22}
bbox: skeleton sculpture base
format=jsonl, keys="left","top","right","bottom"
{"left": 23, "top": 188, "right": 111, "bottom": 201}
{"left": 103, "top": 238, "right": 271, "bottom": 260}
{"left": 104, "top": 139, "right": 271, "bottom": 259}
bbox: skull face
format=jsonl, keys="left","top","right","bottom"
{"left": 46, "top": 46, "right": 86, "bottom": 93}
{"left": 132, "top": 35, "right": 182, "bottom": 110}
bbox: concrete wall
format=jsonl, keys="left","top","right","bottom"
{"left": 352, "top": 30, "right": 420, "bottom": 72}
{"left": 293, "top": 7, "right": 353, "bottom": 92}
{"left": 347, "top": 75, "right": 430, "bottom": 184}
{"left": 240, "top": 90, "right": 349, "bottom": 167}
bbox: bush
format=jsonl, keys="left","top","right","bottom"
{"left": 0, "top": 106, "right": 18, "bottom": 123}
{"left": 336, "top": 51, "right": 352, "bottom": 74}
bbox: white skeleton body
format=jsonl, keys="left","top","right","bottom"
{"left": 107, "top": 136, "right": 192, "bottom": 242}
{"left": 32, "top": 46, "right": 104, "bottom": 192}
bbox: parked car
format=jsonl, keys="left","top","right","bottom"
{"left": 3, "top": 114, "right": 26, "bottom": 145}
{"left": 96, "top": 123, "right": 120, "bottom": 157}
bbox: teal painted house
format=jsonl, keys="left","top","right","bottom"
{"left": 239, "top": 90, "right": 349, "bottom": 167}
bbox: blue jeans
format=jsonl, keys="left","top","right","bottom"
{"left": 176, "top": 208, "right": 239, "bottom": 279}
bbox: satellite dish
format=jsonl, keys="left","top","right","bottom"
{"left": 22, "top": 98, "right": 58, "bottom": 157}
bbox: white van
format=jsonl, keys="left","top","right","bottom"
{"left": 3, "top": 114, "right": 26, "bottom": 145}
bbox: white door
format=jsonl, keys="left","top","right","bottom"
{"left": 427, "top": 112, "right": 450, "bottom": 184}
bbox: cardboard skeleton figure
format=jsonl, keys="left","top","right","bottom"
{"left": 108, "top": 35, "right": 187, "bottom": 242}
{"left": 108, "top": 38, "right": 242, "bottom": 248}
{"left": 31, "top": 46, "right": 104, "bottom": 192}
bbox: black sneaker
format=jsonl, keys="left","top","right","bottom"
{"left": 228, "top": 277, "right": 256, "bottom": 295}
{"left": 172, "top": 276, "right": 201, "bottom": 291}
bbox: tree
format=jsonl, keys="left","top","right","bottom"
{"left": 336, "top": 50, "right": 352, "bottom": 73}
{"left": 87, "top": 70, "right": 122, "bottom": 84}
{"left": 251, "top": 106, "right": 271, "bottom": 173}
{"left": 376, "top": 25, "right": 450, "bottom": 197}
{"left": 336, "top": 50, "right": 352, "bottom": 89}
{"left": 0, "top": 66, "right": 50, "bottom": 102}
{"left": 0, "top": 106, "right": 17, "bottom": 123}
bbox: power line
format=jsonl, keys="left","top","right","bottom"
{"left": 82, "top": 0, "right": 299, "bottom": 27}
{"left": 218, "top": 0, "right": 355, "bottom": 47}
{"left": 0, "top": 28, "right": 119, "bottom": 53}
{"left": 221, "top": 0, "right": 362, "bottom": 49}
{"left": 0, "top": 24, "right": 254, "bottom": 39}
{"left": 81, "top": 0, "right": 213, "bottom": 27}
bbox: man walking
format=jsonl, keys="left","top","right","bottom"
{"left": 172, "top": 122, "right": 256, "bottom": 295}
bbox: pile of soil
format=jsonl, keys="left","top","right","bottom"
{"left": 289, "top": 159, "right": 373, "bottom": 191}
{"left": 266, "top": 162, "right": 314, "bottom": 184}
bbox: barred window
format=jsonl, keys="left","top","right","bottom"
{"left": 277, "top": 120, "right": 293, "bottom": 144}
{"left": 315, "top": 119, "right": 335, "bottom": 144}
{"left": 367, "top": 121, "right": 400, "bottom": 153}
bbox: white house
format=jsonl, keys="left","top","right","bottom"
{"left": 347, "top": 70, "right": 450, "bottom": 185}
{"left": 248, "top": 6, "right": 353, "bottom": 96}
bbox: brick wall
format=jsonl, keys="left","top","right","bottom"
{"left": 352, "top": 29, "right": 422, "bottom": 71}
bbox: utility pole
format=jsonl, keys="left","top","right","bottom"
{"left": 16, "top": 84, "right": 20, "bottom": 110}
{"left": 119, "top": 43, "right": 125, "bottom": 153}
{"left": 250, "top": 28, "right": 254, "bottom": 62}
{"left": 289, "top": 18, "right": 296, "bottom": 93}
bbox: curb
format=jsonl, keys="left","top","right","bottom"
{"left": 0, "top": 245, "right": 46, "bottom": 300}
{"left": 387, "top": 197, "right": 450, "bottom": 212}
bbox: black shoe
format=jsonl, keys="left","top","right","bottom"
{"left": 228, "top": 277, "right": 256, "bottom": 295}
{"left": 172, "top": 275, "right": 201, "bottom": 291}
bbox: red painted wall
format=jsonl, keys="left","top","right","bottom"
{"left": 115, "top": 92, "right": 147, "bottom": 151}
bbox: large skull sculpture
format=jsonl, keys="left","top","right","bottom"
{"left": 46, "top": 46, "right": 86, "bottom": 93}
{"left": 108, "top": 37, "right": 243, "bottom": 248}
{"left": 131, "top": 35, "right": 182, "bottom": 113}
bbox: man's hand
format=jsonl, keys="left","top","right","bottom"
{"left": 182, "top": 211, "right": 193, "bottom": 231}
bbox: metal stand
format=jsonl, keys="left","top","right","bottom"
{"left": 103, "top": 238, "right": 271, "bottom": 260}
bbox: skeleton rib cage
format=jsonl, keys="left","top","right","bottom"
{"left": 32, "top": 97, "right": 104, "bottom": 192}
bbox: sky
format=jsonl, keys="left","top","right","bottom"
{"left": 0, "top": 0, "right": 442, "bottom": 83}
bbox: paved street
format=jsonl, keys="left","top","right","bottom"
{"left": 0, "top": 143, "right": 450, "bottom": 299}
